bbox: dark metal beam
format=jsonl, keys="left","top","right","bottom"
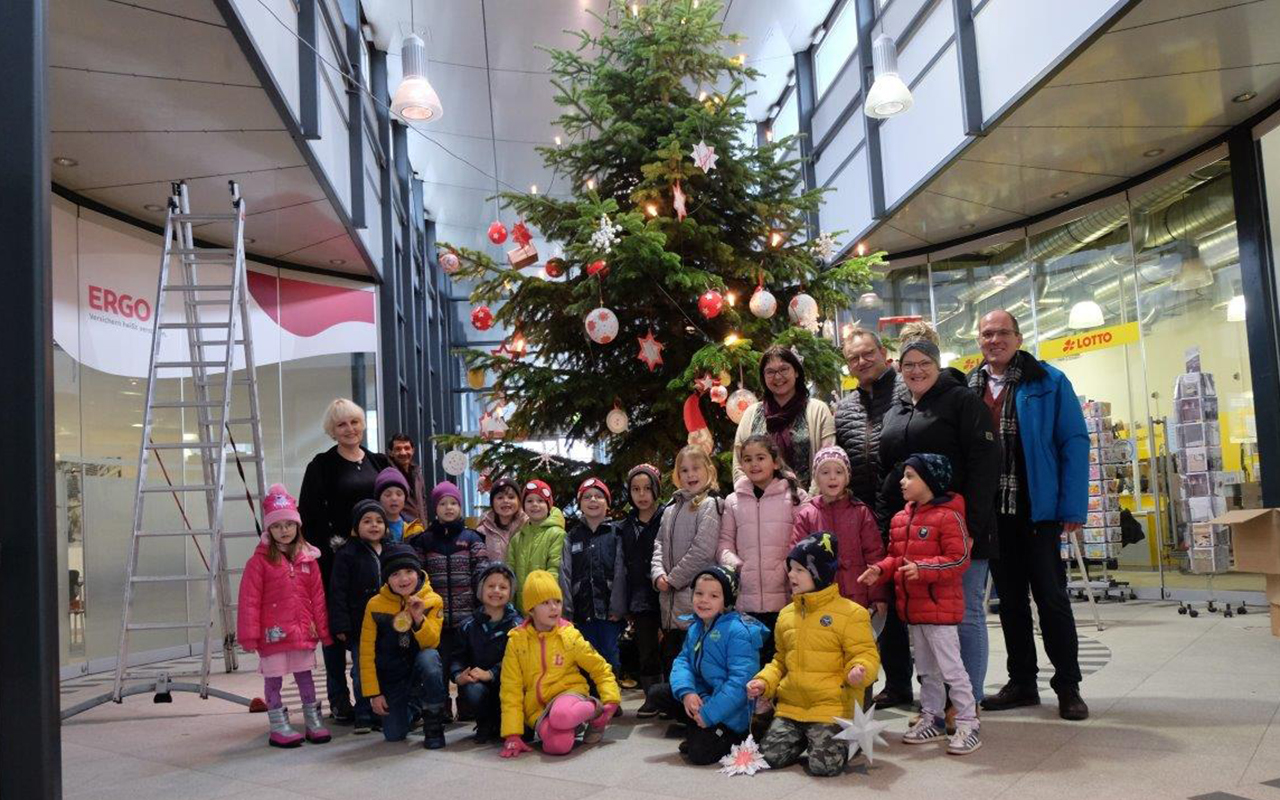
{"left": 794, "top": 47, "right": 820, "bottom": 235}
{"left": 952, "top": 0, "right": 983, "bottom": 136}
{"left": 0, "top": 0, "right": 60, "bottom": 796}
{"left": 341, "top": 0, "right": 365, "bottom": 229}
{"left": 854, "top": 0, "right": 886, "bottom": 218}
{"left": 297, "top": 0, "right": 319, "bottom": 139}
{"left": 1229, "top": 128, "right": 1280, "bottom": 506}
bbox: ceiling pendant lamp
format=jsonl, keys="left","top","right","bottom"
{"left": 1068, "top": 299, "right": 1105, "bottom": 330}
{"left": 1171, "top": 246, "right": 1213, "bottom": 291}
{"left": 864, "top": 34, "right": 913, "bottom": 119}
{"left": 392, "top": 33, "right": 443, "bottom": 123}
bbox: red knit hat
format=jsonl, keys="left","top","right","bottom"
{"left": 577, "top": 477, "right": 612, "bottom": 505}
{"left": 523, "top": 479, "right": 554, "bottom": 506}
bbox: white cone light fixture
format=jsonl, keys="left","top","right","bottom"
{"left": 1068, "top": 299, "right": 1105, "bottom": 330}
{"left": 1227, "top": 294, "right": 1246, "bottom": 322}
{"left": 864, "top": 35, "right": 913, "bottom": 119}
{"left": 392, "top": 34, "right": 442, "bottom": 123}
{"left": 1171, "top": 248, "right": 1213, "bottom": 291}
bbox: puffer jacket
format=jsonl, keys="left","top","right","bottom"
{"left": 619, "top": 507, "right": 663, "bottom": 614}
{"left": 327, "top": 537, "right": 384, "bottom": 643}
{"left": 509, "top": 508, "right": 567, "bottom": 611}
{"left": 560, "top": 518, "right": 626, "bottom": 622}
{"left": 670, "top": 611, "right": 767, "bottom": 734}
{"left": 448, "top": 604, "right": 522, "bottom": 681}
{"left": 406, "top": 519, "right": 488, "bottom": 629}
{"left": 877, "top": 369, "right": 1000, "bottom": 559}
{"left": 357, "top": 578, "right": 445, "bottom": 698}
{"left": 499, "top": 619, "right": 621, "bottom": 737}
{"left": 791, "top": 495, "right": 888, "bottom": 609}
{"left": 755, "top": 582, "right": 880, "bottom": 723}
{"left": 834, "top": 367, "right": 904, "bottom": 509}
{"left": 874, "top": 492, "right": 970, "bottom": 625}
{"left": 717, "top": 477, "right": 806, "bottom": 614}
{"left": 236, "top": 541, "right": 331, "bottom": 656}
{"left": 476, "top": 508, "right": 528, "bottom": 564}
{"left": 651, "top": 490, "right": 722, "bottom": 630}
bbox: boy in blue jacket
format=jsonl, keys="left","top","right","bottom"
{"left": 643, "top": 565, "right": 766, "bottom": 765}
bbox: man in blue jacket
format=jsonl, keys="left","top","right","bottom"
{"left": 967, "top": 310, "right": 1090, "bottom": 721}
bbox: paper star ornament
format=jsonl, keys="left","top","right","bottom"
{"left": 718, "top": 735, "right": 769, "bottom": 776}
{"left": 691, "top": 140, "right": 718, "bottom": 172}
{"left": 673, "top": 181, "right": 687, "bottom": 221}
{"left": 833, "top": 703, "right": 892, "bottom": 764}
{"left": 636, "top": 329, "right": 665, "bottom": 372}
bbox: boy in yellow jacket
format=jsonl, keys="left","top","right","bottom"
{"left": 746, "top": 533, "right": 879, "bottom": 776}
{"left": 358, "top": 544, "right": 446, "bottom": 747}
{"left": 498, "top": 570, "right": 621, "bottom": 757}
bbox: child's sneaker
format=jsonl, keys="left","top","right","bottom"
{"left": 352, "top": 717, "right": 373, "bottom": 735}
{"left": 902, "top": 714, "right": 947, "bottom": 744}
{"left": 947, "top": 724, "right": 982, "bottom": 755}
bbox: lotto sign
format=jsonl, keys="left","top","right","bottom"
{"left": 1040, "top": 322, "right": 1139, "bottom": 361}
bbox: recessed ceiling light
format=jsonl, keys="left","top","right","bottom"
{"left": 1233, "top": 91, "right": 1257, "bottom": 103}
{"left": 959, "top": 223, "right": 976, "bottom": 231}
{"left": 143, "top": 203, "right": 164, "bottom": 212}
{"left": 53, "top": 157, "right": 78, "bottom": 167}
{"left": 1051, "top": 191, "right": 1070, "bottom": 199}
{"left": 1143, "top": 148, "right": 1165, "bottom": 158}
{"left": 329, "top": 259, "right": 347, "bottom": 266}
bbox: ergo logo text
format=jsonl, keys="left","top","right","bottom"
{"left": 88, "top": 285, "right": 152, "bottom": 321}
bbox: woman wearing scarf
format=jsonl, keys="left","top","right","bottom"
{"left": 732, "top": 345, "right": 835, "bottom": 491}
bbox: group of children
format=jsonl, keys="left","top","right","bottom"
{"left": 234, "top": 438, "right": 983, "bottom": 773}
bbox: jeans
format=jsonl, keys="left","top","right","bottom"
{"left": 878, "top": 586, "right": 914, "bottom": 695}
{"left": 380, "top": 648, "right": 448, "bottom": 742}
{"left": 458, "top": 680, "right": 501, "bottom": 732}
{"left": 322, "top": 641, "right": 350, "bottom": 708}
{"left": 578, "top": 619, "right": 623, "bottom": 673}
{"left": 632, "top": 611, "right": 662, "bottom": 681}
{"left": 959, "top": 558, "right": 990, "bottom": 703}
{"left": 349, "top": 647, "right": 373, "bottom": 725}
{"left": 659, "top": 628, "right": 686, "bottom": 680}
{"left": 990, "top": 516, "right": 1082, "bottom": 693}
{"left": 646, "top": 682, "right": 745, "bottom": 765}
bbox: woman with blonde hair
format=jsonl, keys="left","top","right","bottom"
{"left": 298, "top": 397, "right": 390, "bottom": 724}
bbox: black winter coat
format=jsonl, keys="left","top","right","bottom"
{"left": 447, "top": 605, "right": 522, "bottom": 680}
{"left": 328, "top": 537, "right": 384, "bottom": 642}
{"left": 298, "top": 445, "right": 389, "bottom": 585}
{"left": 560, "top": 519, "right": 627, "bottom": 622}
{"left": 619, "top": 507, "right": 664, "bottom": 614}
{"left": 835, "top": 367, "right": 905, "bottom": 513}
{"left": 877, "top": 369, "right": 1002, "bottom": 559}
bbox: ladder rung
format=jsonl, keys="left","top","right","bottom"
{"left": 163, "top": 285, "right": 235, "bottom": 292}
{"left": 131, "top": 568, "right": 243, "bottom": 583}
{"left": 155, "top": 361, "right": 226, "bottom": 369}
{"left": 187, "top": 300, "right": 234, "bottom": 306}
{"left": 127, "top": 621, "right": 211, "bottom": 631}
{"left": 137, "top": 529, "right": 260, "bottom": 538}
{"left": 150, "top": 400, "right": 223, "bottom": 409}
{"left": 159, "top": 322, "right": 231, "bottom": 330}
{"left": 171, "top": 213, "right": 237, "bottom": 223}
{"left": 146, "top": 443, "right": 221, "bottom": 450}
{"left": 225, "top": 417, "right": 258, "bottom": 425}
{"left": 197, "top": 376, "right": 251, "bottom": 385}
{"left": 141, "top": 484, "right": 218, "bottom": 493}
{"left": 195, "top": 340, "right": 245, "bottom": 347}
{"left": 172, "top": 247, "right": 235, "bottom": 257}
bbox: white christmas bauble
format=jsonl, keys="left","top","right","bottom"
{"left": 439, "top": 251, "right": 460, "bottom": 274}
{"left": 442, "top": 449, "right": 469, "bottom": 476}
{"left": 710, "top": 384, "right": 728, "bottom": 405}
{"left": 726, "top": 389, "right": 759, "bottom": 424}
{"left": 749, "top": 287, "right": 777, "bottom": 319}
{"left": 606, "top": 407, "right": 629, "bottom": 434}
{"left": 584, "top": 307, "right": 619, "bottom": 345}
{"left": 788, "top": 293, "right": 819, "bottom": 327}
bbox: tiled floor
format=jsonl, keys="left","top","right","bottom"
{"left": 60, "top": 600, "right": 1280, "bottom": 800}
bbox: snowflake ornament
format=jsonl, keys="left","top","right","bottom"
{"left": 718, "top": 735, "right": 770, "bottom": 776}
{"left": 814, "top": 232, "right": 838, "bottom": 261}
{"left": 691, "top": 140, "right": 719, "bottom": 173}
{"left": 832, "top": 703, "right": 892, "bottom": 764}
{"left": 589, "top": 214, "right": 624, "bottom": 254}
{"left": 532, "top": 450, "right": 562, "bottom": 472}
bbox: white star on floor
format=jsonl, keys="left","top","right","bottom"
{"left": 833, "top": 703, "right": 892, "bottom": 764}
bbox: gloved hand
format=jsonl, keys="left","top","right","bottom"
{"left": 500, "top": 735, "right": 533, "bottom": 759}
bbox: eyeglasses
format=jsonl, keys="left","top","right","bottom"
{"left": 979, "top": 328, "right": 1017, "bottom": 341}
{"left": 847, "top": 351, "right": 882, "bottom": 364}
{"left": 764, "top": 366, "right": 794, "bottom": 379}
{"left": 899, "top": 359, "right": 936, "bottom": 373}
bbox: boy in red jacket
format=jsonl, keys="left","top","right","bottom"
{"left": 859, "top": 453, "right": 979, "bottom": 755}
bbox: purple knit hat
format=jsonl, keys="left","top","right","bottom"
{"left": 374, "top": 466, "right": 410, "bottom": 499}
{"left": 430, "top": 481, "right": 463, "bottom": 515}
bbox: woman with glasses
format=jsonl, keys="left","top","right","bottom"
{"left": 731, "top": 345, "right": 835, "bottom": 490}
{"left": 876, "top": 326, "right": 1000, "bottom": 727}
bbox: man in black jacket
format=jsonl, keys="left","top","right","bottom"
{"left": 834, "top": 326, "right": 913, "bottom": 708}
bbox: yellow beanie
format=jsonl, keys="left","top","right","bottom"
{"left": 522, "top": 569, "right": 562, "bottom": 613}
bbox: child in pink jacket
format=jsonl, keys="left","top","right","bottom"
{"left": 792, "top": 446, "right": 887, "bottom": 618}
{"left": 237, "top": 484, "right": 333, "bottom": 748}
{"left": 718, "top": 434, "right": 806, "bottom": 661}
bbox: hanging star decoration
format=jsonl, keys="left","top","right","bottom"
{"left": 832, "top": 703, "right": 892, "bottom": 765}
{"left": 693, "top": 372, "right": 716, "bottom": 394}
{"left": 718, "top": 735, "right": 770, "bottom": 777}
{"left": 814, "top": 231, "right": 838, "bottom": 261}
{"left": 478, "top": 410, "right": 508, "bottom": 441}
{"left": 636, "top": 329, "right": 665, "bottom": 372}
{"left": 691, "top": 140, "right": 718, "bottom": 173}
{"left": 589, "top": 213, "right": 624, "bottom": 254}
{"left": 672, "top": 180, "right": 687, "bottom": 221}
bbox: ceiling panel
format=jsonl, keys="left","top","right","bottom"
{"left": 414, "top": 62, "right": 495, "bottom": 139}
{"left": 412, "top": 130, "right": 500, "bottom": 192}
{"left": 483, "top": 0, "right": 607, "bottom": 73}
{"left": 489, "top": 70, "right": 565, "bottom": 143}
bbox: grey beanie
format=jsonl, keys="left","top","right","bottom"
{"left": 900, "top": 338, "right": 941, "bottom": 365}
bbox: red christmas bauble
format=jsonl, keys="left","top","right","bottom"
{"left": 470, "top": 305, "right": 494, "bottom": 331}
{"left": 587, "top": 259, "right": 608, "bottom": 277}
{"left": 487, "top": 221, "right": 508, "bottom": 245}
{"left": 698, "top": 289, "right": 725, "bottom": 319}
{"left": 545, "top": 258, "right": 566, "bottom": 278}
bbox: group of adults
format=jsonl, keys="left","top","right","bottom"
{"left": 295, "top": 403, "right": 428, "bottom": 723}
{"left": 735, "top": 310, "right": 1090, "bottom": 721}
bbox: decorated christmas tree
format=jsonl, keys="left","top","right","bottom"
{"left": 438, "top": 0, "right": 880, "bottom": 495}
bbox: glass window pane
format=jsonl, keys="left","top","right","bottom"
{"left": 929, "top": 237, "right": 1033, "bottom": 371}
{"left": 815, "top": 2, "right": 857, "bottom": 98}
{"left": 773, "top": 89, "right": 799, "bottom": 149}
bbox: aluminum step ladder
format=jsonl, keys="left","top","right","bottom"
{"left": 109, "top": 180, "right": 267, "bottom": 705}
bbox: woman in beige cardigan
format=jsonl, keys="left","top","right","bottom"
{"left": 732, "top": 345, "right": 835, "bottom": 489}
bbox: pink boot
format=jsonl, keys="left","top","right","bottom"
{"left": 267, "top": 707, "right": 304, "bottom": 748}
{"left": 583, "top": 702, "right": 618, "bottom": 745}
{"left": 537, "top": 694, "right": 599, "bottom": 755}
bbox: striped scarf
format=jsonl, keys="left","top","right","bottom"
{"left": 969, "top": 353, "right": 1024, "bottom": 516}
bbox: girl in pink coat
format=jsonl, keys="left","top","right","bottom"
{"left": 237, "top": 484, "right": 333, "bottom": 748}
{"left": 717, "top": 435, "right": 806, "bottom": 662}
